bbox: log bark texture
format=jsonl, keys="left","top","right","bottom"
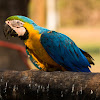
{"left": 0, "top": 70, "right": 100, "bottom": 100}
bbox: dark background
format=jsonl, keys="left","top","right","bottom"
{"left": 0, "top": 0, "right": 29, "bottom": 71}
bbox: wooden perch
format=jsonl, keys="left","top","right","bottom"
{"left": 0, "top": 70, "right": 100, "bottom": 100}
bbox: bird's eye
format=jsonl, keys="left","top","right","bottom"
{"left": 17, "top": 21, "right": 19, "bottom": 24}
{"left": 16, "top": 27, "right": 20, "bottom": 28}
{"left": 7, "top": 21, "right": 10, "bottom": 24}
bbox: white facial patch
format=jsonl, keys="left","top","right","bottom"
{"left": 5, "top": 20, "right": 26, "bottom": 36}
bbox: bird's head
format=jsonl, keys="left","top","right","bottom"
{"left": 4, "top": 15, "right": 37, "bottom": 40}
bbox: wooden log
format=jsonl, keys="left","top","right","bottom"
{"left": 0, "top": 70, "right": 99, "bottom": 100}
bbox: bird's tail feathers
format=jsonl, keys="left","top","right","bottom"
{"left": 79, "top": 48, "right": 95, "bottom": 65}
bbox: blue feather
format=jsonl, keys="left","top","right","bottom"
{"left": 40, "top": 31, "right": 91, "bottom": 72}
{"left": 26, "top": 49, "right": 42, "bottom": 70}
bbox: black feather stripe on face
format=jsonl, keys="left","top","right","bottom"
{"left": 19, "top": 28, "right": 29, "bottom": 40}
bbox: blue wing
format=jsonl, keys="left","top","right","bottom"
{"left": 40, "top": 31, "right": 91, "bottom": 72}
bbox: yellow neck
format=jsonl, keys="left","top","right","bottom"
{"left": 23, "top": 22, "right": 41, "bottom": 49}
{"left": 23, "top": 22, "right": 39, "bottom": 36}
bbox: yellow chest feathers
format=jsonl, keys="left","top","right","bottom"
{"left": 23, "top": 23, "right": 59, "bottom": 66}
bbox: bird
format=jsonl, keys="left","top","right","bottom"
{"left": 3, "top": 15, "right": 94, "bottom": 72}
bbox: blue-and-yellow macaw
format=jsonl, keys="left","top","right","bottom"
{"left": 3, "top": 15, "right": 94, "bottom": 72}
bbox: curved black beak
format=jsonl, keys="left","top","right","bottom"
{"left": 3, "top": 23, "right": 18, "bottom": 39}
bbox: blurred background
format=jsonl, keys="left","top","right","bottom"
{"left": 0, "top": 0, "right": 100, "bottom": 72}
